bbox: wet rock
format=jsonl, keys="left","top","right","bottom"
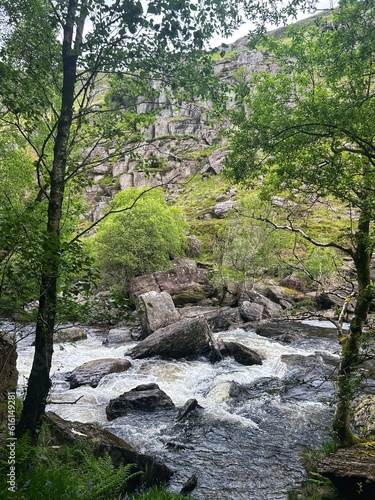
{"left": 176, "top": 399, "right": 199, "bottom": 422}
{"left": 54, "top": 327, "right": 87, "bottom": 343}
{"left": 180, "top": 473, "right": 198, "bottom": 495}
{"left": 45, "top": 411, "right": 172, "bottom": 490}
{"left": 106, "top": 383, "right": 175, "bottom": 421}
{"left": 317, "top": 445, "right": 375, "bottom": 499}
{"left": 229, "top": 377, "right": 285, "bottom": 400}
{"left": 127, "top": 316, "right": 211, "bottom": 360}
{"left": 138, "top": 291, "right": 181, "bottom": 338}
{"left": 224, "top": 341, "right": 263, "bottom": 366}
{"left": 66, "top": 358, "right": 132, "bottom": 389}
{"left": 206, "top": 307, "right": 242, "bottom": 332}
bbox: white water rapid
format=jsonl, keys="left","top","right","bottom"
{"left": 9, "top": 320, "right": 340, "bottom": 499}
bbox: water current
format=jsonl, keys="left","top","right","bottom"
{"left": 7, "top": 320, "right": 341, "bottom": 499}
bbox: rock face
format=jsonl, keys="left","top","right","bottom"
{"left": 224, "top": 341, "right": 263, "bottom": 366}
{"left": 106, "top": 383, "right": 175, "bottom": 421}
{"left": 127, "top": 316, "right": 211, "bottom": 359}
{"left": 45, "top": 411, "right": 172, "bottom": 490}
{"left": 138, "top": 291, "right": 180, "bottom": 338}
{"left": 317, "top": 445, "right": 375, "bottom": 499}
{"left": 0, "top": 333, "right": 18, "bottom": 431}
{"left": 130, "top": 259, "right": 216, "bottom": 306}
{"left": 66, "top": 358, "right": 132, "bottom": 389}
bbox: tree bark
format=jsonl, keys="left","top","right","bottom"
{"left": 333, "top": 214, "right": 373, "bottom": 446}
{"left": 17, "top": 0, "right": 85, "bottom": 439}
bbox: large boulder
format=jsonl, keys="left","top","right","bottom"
{"left": 224, "top": 341, "right": 263, "bottom": 366}
{"left": 240, "top": 301, "right": 264, "bottom": 322}
{"left": 106, "top": 383, "right": 175, "bottom": 421}
{"left": 45, "top": 411, "right": 172, "bottom": 490}
{"left": 66, "top": 358, "right": 132, "bottom": 389}
{"left": 0, "top": 333, "right": 18, "bottom": 431}
{"left": 130, "top": 259, "right": 216, "bottom": 306}
{"left": 127, "top": 316, "right": 211, "bottom": 360}
{"left": 138, "top": 291, "right": 180, "bottom": 338}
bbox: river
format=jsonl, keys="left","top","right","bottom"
{"left": 8, "top": 320, "right": 341, "bottom": 499}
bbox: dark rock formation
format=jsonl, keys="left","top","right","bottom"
{"left": 176, "top": 399, "right": 199, "bottom": 422}
{"left": 66, "top": 358, "right": 132, "bottom": 389}
{"left": 45, "top": 411, "right": 172, "bottom": 490}
{"left": 224, "top": 341, "right": 263, "bottom": 366}
{"left": 138, "top": 290, "right": 180, "bottom": 338}
{"left": 127, "top": 316, "right": 211, "bottom": 360}
{"left": 180, "top": 473, "right": 198, "bottom": 495}
{"left": 106, "top": 383, "right": 175, "bottom": 421}
{"left": 317, "top": 446, "right": 375, "bottom": 499}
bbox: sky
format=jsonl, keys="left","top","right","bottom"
{"left": 209, "top": 0, "right": 338, "bottom": 47}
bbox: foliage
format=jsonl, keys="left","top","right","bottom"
{"left": 0, "top": 433, "right": 138, "bottom": 500}
{"left": 91, "top": 188, "right": 187, "bottom": 293}
{"left": 225, "top": 0, "right": 375, "bottom": 446}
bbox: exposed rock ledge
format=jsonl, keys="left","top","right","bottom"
{"left": 45, "top": 412, "right": 172, "bottom": 490}
{"left": 317, "top": 445, "right": 375, "bottom": 499}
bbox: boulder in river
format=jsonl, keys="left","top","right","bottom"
{"left": 45, "top": 411, "right": 172, "bottom": 490}
{"left": 127, "top": 316, "right": 211, "bottom": 360}
{"left": 54, "top": 327, "right": 87, "bottom": 343}
{"left": 106, "top": 383, "right": 175, "bottom": 421}
{"left": 66, "top": 358, "right": 132, "bottom": 389}
{"left": 138, "top": 290, "right": 181, "bottom": 338}
{"left": 224, "top": 341, "right": 263, "bottom": 366}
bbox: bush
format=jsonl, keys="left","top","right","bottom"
{"left": 91, "top": 188, "right": 187, "bottom": 293}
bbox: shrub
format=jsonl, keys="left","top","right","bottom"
{"left": 91, "top": 188, "right": 187, "bottom": 293}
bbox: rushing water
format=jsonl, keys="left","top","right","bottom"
{"left": 9, "top": 320, "right": 341, "bottom": 499}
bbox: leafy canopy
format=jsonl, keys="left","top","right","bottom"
{"left": 225, "top": 0, "right": 375, "bottom": 233}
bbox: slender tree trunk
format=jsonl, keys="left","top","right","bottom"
{"left": 333, "top": 215, "right": 372, "bottom": 446}
{"left": 17, "top": 0, "right": 83, "bottom": 439}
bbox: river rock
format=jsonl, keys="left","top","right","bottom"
{"left": 106, "top": 383, "right": 175, "bottom": 421}
{"left": 107, "top": 328, "right": 134, "bottom": 343}
{"left": 127, "top": 316, "right": 211, "bottom": 360}
{"left": 0, "top": 332, "right": 18, "bottom": 430}
{"left": 240, "top": 301, "right": 264, "bottom": 321}
{"left": 130, "top": 259, "right": 216, "bottom": 306}
{"left": 317, "top": 445, "right": 375, "bottom": 499}
{"left": 66, "top": 358, "right": 132, "bottom": 389}
{"left": 45, "top": 411, "right": 172, "bottom": 490}
{"left": 138, "top": 291, "right": 181, "bottom": 338}
{"left": 240, "top": 289, "right": 283, "bottom": 319}
{"left": 54, "top": 327, "right": 87, "bottom": 343}
{"left": 224, "top": 341, "right": 263, "bottom": 366}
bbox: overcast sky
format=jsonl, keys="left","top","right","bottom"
{"left": 209, "top": 0, "right": 338, "bottom": 47}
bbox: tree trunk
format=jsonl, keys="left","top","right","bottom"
{"left": 333, "top": 215, "right": 373, "bottom": 447}
{"left": 17, "top": 0, "right": 83, "bottom": 439}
